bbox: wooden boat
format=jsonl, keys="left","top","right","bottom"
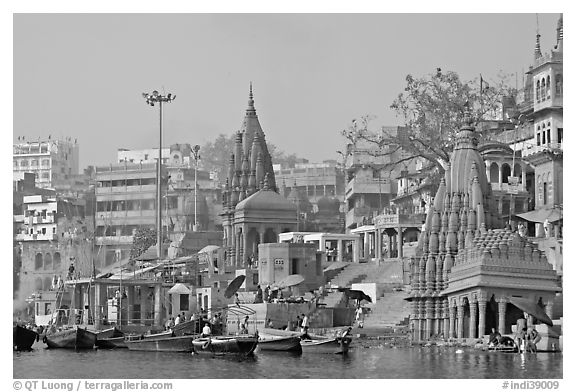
{"left": 44, "top": 326, "right": 97, "bottom": 349}
{"left": 258, "top": 329, "right": 302, "bottom": 352}
{"left": 13, "top": 324, "right": 39, "bottom": 351}
{"left": 124, "top": 335, "right": 195, "bottom": 352}
{"left": 95, "top": 327, "right": 125, "bottom": 349}
{"left": 192, "top": 335, "right": 258, "bottom": 356}
{"left": 300, "top": 334, "right": 352, "bottom": 354}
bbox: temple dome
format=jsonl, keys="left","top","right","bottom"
{"left": 235, "top": 188, "right": 297, "bottom": 214}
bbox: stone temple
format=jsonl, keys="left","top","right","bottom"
{"left": 406, "top": 112, "right": 561, "bottom": 342}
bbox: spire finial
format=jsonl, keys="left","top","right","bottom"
{"left": 263, "top": 173, "right": 270, "bottom": 190}
{"left": 534, "top": 15, "right": 542, "bottom": 59}
{"left": 556, "top": 14, "right": 563, "bottom": 48}
{"left": 247, "top": 82, "right": 255, "bottom": 112}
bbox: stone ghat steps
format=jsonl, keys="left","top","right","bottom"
{"left": 363, "top": 291, "right": 411, "bottom": 328}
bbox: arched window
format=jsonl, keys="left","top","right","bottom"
{"left": 541, "top": 78, "right": 546, "bottom": 100}
{"left": 35, "top": 278, "right": 43, "bottom": 291}
{"left": 20, "top": 160, "right": 28, "bottom": 167}
{"left": 547, "top": 128, "right": 551, "bottom": 145}
{"left": 53, "top": 252, "right": 61, "bottom": 269}
{"left": 489, "top": 163, "right": 499, "bottom": 183}
{"left": 501, "top": 163, "right": 511, "bottom": 184}
{"left": 546, "top": 75, "right": 551, "bottom": 99}
{"left": 44, "top": 253, "right": 53, "bottom": 270}
{"left": 555, "top": 74, "right": 562, "bottom": 95}
{"left": 542, "top": 129, "right": 546, "bottom": 144}
{"left": 536, "top": 80, "right": 541, "bottom": 101}
{"left": 35, "top": 253, "right": 43, "bottom": 270}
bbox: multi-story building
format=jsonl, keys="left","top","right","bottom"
{"left": 13, "top": 137, "right": 80, "bottom": 189}
{"left": 14, "top": 188, "right": 94, "bottom": 310}
{"left": 515, "top": 16, "right": 563, "bottom": 275}
{"left": 344, "top": 126, "right": 415, "bottom": 231}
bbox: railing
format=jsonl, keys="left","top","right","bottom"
{"left": 522, "top": 143, "right": 563, "bottom": 157}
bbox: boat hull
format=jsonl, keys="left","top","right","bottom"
{"left": 258, "top": 334, "right": 302, "bottom": 352}
{"left": 96, "top": 336, "right": 128, "bottom": 349}
{"left": 124, "top": 335, "right": 195, "bottom": 352}
{"left": 300, "top": 337, "right": 351, "bottom": 354}
{"left": 192, "top": 336, "right": 258, "bottom": 356}
{"left": 13, "top": 325, "right": 39, "bottom": 351}
{"left": 45, "top": 327, "right": 96, "bottom": 349}
{"left": 95, "top": 327, "right": 124, "bottom": 348}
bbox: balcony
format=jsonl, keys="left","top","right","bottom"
{"left": 346, "top": 206, "right": 375, "bottom": 227}
{"left": 345, "top": 177, "right": 393, "bottom": 198}
{"left": 95, "top": 235, "right": 134, "bottom": 246}
{"left": 374, "top": 212, "right": 427, "bottom": 229}
{"left": 15, "top": 233, "right": 58, "bottom": 241}
{"left": 490, "top": 182, "right": 528, "bottom": 193}
{"left": 522, "top": 143, "right": 563, "bottom": 158}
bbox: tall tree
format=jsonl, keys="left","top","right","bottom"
{"left": 341, "top": 69, "right": 516, "bottom": 175}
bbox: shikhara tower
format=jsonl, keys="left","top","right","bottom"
{"left": 221, "top": 85, "right": 297, "bottom": 268}
{"left": 406, "top": 112, "right": 560, "bottom": 341}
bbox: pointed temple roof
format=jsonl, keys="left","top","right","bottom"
{"left": 222, "top": 84, "right": 280, "bottom": 215}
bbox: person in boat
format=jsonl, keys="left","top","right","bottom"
{"left": 67, "top": 262, "right": 75, "bottom": 280}
{"left": 201, "top": 322, "right": 212, "bottom": 338}
{"left": 266, "top": 318, "right": 274, "bottom": 328}
{"left": 263, "top": 285, "right": 270, "bottom": 303}
{"left": 239, "top": 323, "right": 248, "bottom": 335}
{"left": 164, "top": 317, "right": 172, "bottom": 331}
{"left": 234, "top": 293, "right": 241, "bottom": 307}
{"left": 515, "top": 314, "right": 528, "bottom": 352}
{"left": 301, "top": 313, "right": 310, "bottom": 334}
{"left": 488, "top": 328, "right": 502, "bottom": 346}
{"left": 244, "top": 315, "right": 250, "bottom": 331}
{"left": 295, "top": 315, "right": 301, "bottom": 332}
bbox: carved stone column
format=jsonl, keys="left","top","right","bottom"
{"left": 478, "top": 300, "right": 487, "bottom": 338}
{"left": 425, "top": 299, "right": 434, "bottom": 339}
{"left": 449, "top": 305, "right": 456, "bottom": 339}
{"left": 443, "top": 299, "right": 450, "bottom": 338}
{"left": 469, "top": 301, "right": 478, "bottom": 339}
{"left": 498, "top": 299, "right": 507, "bottom": 334}
{"left": 457, "top": 304, "right": 465, "bottom": 339}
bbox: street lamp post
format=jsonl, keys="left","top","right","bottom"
{"left": 192, "top": 145, "right": 201, "bottom": 231}
{"left": 142, "top": 90, "right": 175, "bottom": 259}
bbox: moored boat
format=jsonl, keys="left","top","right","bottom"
{"left": 192, "top": 335, "right": 258, "bottom": 356}
{"left": 124, "top": 335, "right": 195, "bottom": 352}
{"left": 258, "top": 330, "right": 302, "bottom": 352}
{"left": 96, "top": 336, "right": 128, "bottom": 349}
{"left": 44, "top": 326, "right": 97, "bottom": 349}
{"left": 13, "top": 324, "right": 39, "bottom": 351}
{"left": 95, "top": 327, "right": 124, "bottom": 348}
{"left": 300, "top": 335, "right": 351, "bottom": 354}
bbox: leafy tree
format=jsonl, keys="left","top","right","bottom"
{"left": 342, "top": 69, "right": 517, "bottom": 175}
{"left": 129, "top": 227, "right": 157, "bottom": 261}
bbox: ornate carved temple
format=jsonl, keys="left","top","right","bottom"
{"left": 406, "top": 112, "right": 561, "bottom": 341}
{"left": 221, "top": 85, "right": 297, "bottom": 267}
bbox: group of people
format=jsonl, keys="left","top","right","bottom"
{"left": 487, "top": 314, "right": 541, "bottom": 353}
{"left": 164, "top": 308, "right": 223, "bottom": 335}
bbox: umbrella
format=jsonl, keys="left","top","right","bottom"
{"left": 168, "top": 283, "right": 192, "bottom": 295}
{"left": 198, "top": 245, "right": 220, "bottom": 254}
{"left": 224, "top": 275, "right": 246, "bottom": 299}
{"left": 509, "top": 297, "right": 553, "bottom": 326}
{"left": 338, "top": 287, "right": 372, "bottom": 303}
{"left": 516, "top": 208, "right": 562, "bottom": 223}
{"left": 274, "top": 274, "right": 305, "bottom": 289}
{"left": 323, "top": 261, "right": 348, "bottom": 273}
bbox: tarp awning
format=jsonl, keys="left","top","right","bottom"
{"left": 198, "top": 245, "right": 220, "bottom": 254}
{"left": 509, "top": 297, "right": 553, "bottom": 326}
{"left": 516, "top": 208, "right": 562, "bottom": 223}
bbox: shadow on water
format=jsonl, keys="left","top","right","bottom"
{"left": 13, "top": 342, "right": 562, "bottom": 379}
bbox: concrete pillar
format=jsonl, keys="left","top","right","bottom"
{"left": 243, "top": 227, "right": 249, "bottom": 267}
{"left": 323, "top": 185, "right": 326, "bottom": 196}
{"left": 498, "top": 162, "right": 503, "bottom": 185}
{"left": 478, "top": 300, "right": 487, "bottom": 338}
{"left": 498, "top": 300, "right": 507, "bottom": 334}
{"left": 353, "top": 239, "right": 360, "bottom": 263}
{"left": 154, "top": 285, "right": 162, "bottom": 326}
{"left": 363, "top": 232, "right": 369, "bottom": 260}
{"left": 469, "top": 301, "right": 478, "bottom": 339}
{"left": 387, "top": 234, "right": 393, "bottom": 259}
{"left": 126, "top": 286, "right": 135, "bottom": 325}
{"left": 498, "top": 198, "right": 503, "bottom": 215}
{"left": 235, "top": 231, "right": 241, "bottom": 267}
{"left": 337, "top": 239, "right": 343, "bottom": 262}
{"left": 457, "top": 305, "right": 465, "bottom": 339}
{"left": 485, "top": 160, "right": 491, "bottom": 181}
{"left": 141, "top": 287, "right": 148, "bottom": 324}
{"left": 449, "top": 306, "right": 456, "bottom": 339}
{"left": 521, "top": 166, "right": 527, "bottom": 189}
{"left": 443, "top": 300, "right": 450, "bottom": 338}
{"left": 94, "top": 283, "right": 102, "bottom": 329}
{"left": 398, "top": 227, "right": 404, "bottom": 259}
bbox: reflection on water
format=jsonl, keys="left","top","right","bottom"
{"left": 13, "top": 342, "right": 562, "bottom": 379}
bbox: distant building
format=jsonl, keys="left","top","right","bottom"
{"left": 344, "top": 127, "right": 416, "bottom": 230}
{"left": 13, "top": 137, "right": 80, "bottom": 189}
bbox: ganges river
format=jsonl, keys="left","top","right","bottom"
{"left": 14, "top": 341, "right": 562, "bottom": 379}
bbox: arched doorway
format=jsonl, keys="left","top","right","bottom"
{"left": 489, "top": 163, "right": 499, "bottom": 183}
{"left": 35, "top": 253, "right": 43, "bottom": 270}
{"left": 263, "top": 228, "right": 277, "bottom": 244}
{"left": 53, "top": 252, "right": 61, "bottom": 270}
{"left": 502, "top": 164, "right": 511, "bottom": 184}
{"left": 246, "top": 228, "right": 260, "bottom": 260}
{"left": 485, "top": 295, "right": 499, "bottom": 333}
{"left": 462, "top": 297, "right": 471, "bottom": 338}
{"left": 44, "top": 253, "right": 53, "bottom": 270}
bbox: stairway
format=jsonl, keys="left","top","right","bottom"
{"left": 362, "top": 290, "right": 411, "bottom": 328}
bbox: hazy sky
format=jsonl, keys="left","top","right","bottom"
{"left": 13, "top": 13, "right": 561, "bottom": 169}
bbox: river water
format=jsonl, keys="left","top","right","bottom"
{"left": 13, "top": 341, "right": 562, "bottom": 379}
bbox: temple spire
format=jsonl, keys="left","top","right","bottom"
{"left": 535, "top": 16, "right": 542, "bottom": 59}
{"left": 555, "top": 14, "right": 563, "bottom": 51}
{"left": 247, "top": 82, "right": 256, "bottom": 114}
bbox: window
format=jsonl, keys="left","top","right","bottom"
{"left": 542, "top": 130, "right": 546, "bottom": 145}
{"left": 536, "top": 80, "right": 541, "bottom": 102}
{"left": 252, "top": 273, "right": 259, "bottom": 286}
{"left": 558, "top": 128, "right": 563, "bottom": 143}
{"left": 547, "top": 129, "right": 551, "bottom": 145}
{"left": 543, "top": 182, "right": 548, "bottom": 205}
{"left": 42, "top": 159, "right": 50, "bottom": 166}
{"left": 546, "top": 75, "right": 551, "bottom": 99}
{"left": 13, "top": 160, "right": 18, "bottom": 167}
{"left": 41, "top": 172, "right": 49, "bottom": 179}
{"left": 555, "top": 74, "right": 562, "bottom": 95}
{"left": 20, "top": 160, "right": 28, "bottom": 167}
{"left": 179, "top": 294, "right": 189, "bottom": 311}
